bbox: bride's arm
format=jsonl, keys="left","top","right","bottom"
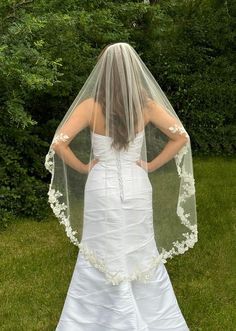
{"left": 51, "top": 98, "right": 97, "bottom": 174}
{"left": 144, "top": 100, "right": 189, "bottom": 172}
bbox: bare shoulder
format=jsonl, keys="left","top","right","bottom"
{"left": 146, "top": 98, "right": 163, "bottom": 112}
{"left": 143, "top": 98, "right": 162, "bottom": 123}
{"left": 75, "top": 97, "right": 97, "bottom": 112}
{"left": 73, "top": 97, "right": 101, "bottom": 121}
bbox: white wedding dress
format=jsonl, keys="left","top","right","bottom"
{"left": 55, "top": 130, "right": 190, "bottom": 331}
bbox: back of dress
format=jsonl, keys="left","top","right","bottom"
{"left": 79, "top": 129, "right": 163, "bottom": 285}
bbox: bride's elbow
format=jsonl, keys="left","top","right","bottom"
{"left": 51, "top": 142, "right": 66, "bottom": 156}
{"left": 178, "top": 133, "right": 190, "bottom": 146}
{"left": 52, "top": 142, "right": 59, "bottom": 152}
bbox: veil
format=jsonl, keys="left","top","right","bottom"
{"left": 45, "top": 42, "right": 198, "bottom": 285}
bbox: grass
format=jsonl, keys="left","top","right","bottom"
{"left": 0, "top": 156, "right": 235, "bottom": 330}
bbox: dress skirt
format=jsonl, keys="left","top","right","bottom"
{"left": 55, "top": 251, "right": 189, "bottom": 331}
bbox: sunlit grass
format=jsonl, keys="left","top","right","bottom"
{"left": 0, "top": 156, "right": 235, "bottom": 330}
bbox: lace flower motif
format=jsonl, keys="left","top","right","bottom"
{"left": 52, "top": 133, "right": 69, "bottom": 145}
{"left": 45, "top": 133, "right": 80, "bottom": 246}
{"left": 168, "top": 123, "right": 189, "bottom": 139}
{"left": 79, "top": 242, "right": 164, "bottom": 285}
{"left": 44, "top": 127, "right": 198, "bottom": 285}
{"left": 45, "top": 133, "right": 70, "bottom": 173}
{"left": 157, "top": 124, "right": 198, "bottom": 260}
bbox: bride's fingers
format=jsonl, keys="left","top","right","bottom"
{"left": 91, "top": 159, "right": 99, "bottom": 168}
{"left": 136, "top": 160, "right": 145, "bottom": 168}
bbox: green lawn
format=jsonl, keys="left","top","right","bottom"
{"left": 0, "top": 157, "right": 235, "bottom": 331}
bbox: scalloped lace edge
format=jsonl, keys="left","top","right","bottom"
{"left": 44, "top": 127, "right": 198, "bottom": 285}
{"left": 78, "top": 242, "right": 164, "bottom": 285}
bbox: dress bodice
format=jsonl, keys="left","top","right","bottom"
{"left": 90, "top": 129, "right": 145, "bottom": 164}
{"left": 87, "top": 128, "right": 150, "bottom": 202}
{"left": 82, "top": 129, "right": 158, "bottom": 286}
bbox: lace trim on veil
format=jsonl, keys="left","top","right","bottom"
{"left": 79, "top": 242, "right": 164, "bottom": 285}
{"left": 44, "top": 126, "right": 198, "bottom": 285}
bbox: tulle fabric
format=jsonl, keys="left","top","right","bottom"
{"left": 44, "top": 42, "right": 198, "bottom": 285}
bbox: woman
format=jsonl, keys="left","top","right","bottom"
{"left": 45, "top": 42, "right": 197, "bottom": 330}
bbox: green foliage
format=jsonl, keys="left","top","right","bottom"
{"left": 136, "top": 0, "right": 235, "bottom": 155}
{"left": 0, "top": 0, "right": 235, "bottom": 228}
{"left": 0, "top": 112, "right": 50, "bottom": 229}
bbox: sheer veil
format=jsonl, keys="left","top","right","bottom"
{"left": 45, "top": 42, "right": 198, "bottom": 285}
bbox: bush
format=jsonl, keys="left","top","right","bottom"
{"left": 0, "top": 0, "right": 235, "bottom": 228}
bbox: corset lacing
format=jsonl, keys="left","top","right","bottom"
{"left": 115, "top": 150, "right": 124, "bottom": 201}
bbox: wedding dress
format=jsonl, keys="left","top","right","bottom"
{"left": 55, "top": 129, "right": 190, "bottom": 331}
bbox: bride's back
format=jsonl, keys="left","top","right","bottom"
{"left": 88, "top": 99, "right": 149, "bottom": 138}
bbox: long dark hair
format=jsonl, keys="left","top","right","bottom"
{"left": 95, "top": 43, "right": 149, "bottom": 150}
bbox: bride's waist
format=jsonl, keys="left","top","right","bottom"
{"left": 92, "top": 160, "right": 141, "bottom": 170}
{"left": 89, "top": 160, "right": 147, "bottom": 176}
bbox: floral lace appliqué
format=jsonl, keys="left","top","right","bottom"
{"left": 159, "top": 124, "right": 198, "bottom": 261}
{"left": 52, "top": 133, "right": 69, "bottom": 145}
{"left": 79, "top": 242, "right": 164, "bottom": 285}
{"left": 45, "top": 127, "right": 198, "bottom": 285}
{"left": 45, "top": 133, "right": 70, "bottom": 174}
{"left": 168, "top": 123, "right": 189, "bottom": 139}
{"left": 45, "top": 133, "right": 80, "bottom": 246}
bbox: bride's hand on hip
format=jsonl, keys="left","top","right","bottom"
{"left": 136, "top": 160, "right": 155, "bottom": 173}
{"left": 83, "top": 159, "right": 99, "bottom": 174}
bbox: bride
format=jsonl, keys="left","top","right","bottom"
{"left": 45, "top": 42, "right": 197, "bottom": 330}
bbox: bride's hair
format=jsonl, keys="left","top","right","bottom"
{"left": 95, "top": 43, "right": 149, "bottom": 150}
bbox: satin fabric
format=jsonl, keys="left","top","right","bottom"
{"left": 80, "top": 130, "right": 161, "bottom": 283}
{"left": 55, "top": 252, "right": 189, "bottom": 330}
{"left": 55, "top": 131, "right": 190, "bottom": 330}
